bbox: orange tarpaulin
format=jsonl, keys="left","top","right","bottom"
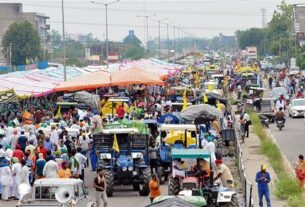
{"left": 111, "top": 66, "right": 164, "bottom": 86}
{"left": 55, "top": 70, "right": 111, "bottom": 92}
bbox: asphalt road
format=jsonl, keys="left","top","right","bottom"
{"left": 0, "top": 168, "right": 167, "bottom": 207}
{"left": 269, "top": 115, "right": 305, "bottom": 165}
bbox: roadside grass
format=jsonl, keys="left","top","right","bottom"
{"left": 248, "top": 110, "right": 305, "bottom": 207}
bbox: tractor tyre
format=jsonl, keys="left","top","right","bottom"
{"left": 104, "top": 170, "right": 114, "bottom": 197}
{"left": 168, "top": 177, "right": 180, "bottom": 195}
{"left": 139, "top": 168, "right": 151, "bottom": 196}
{"left": 220, "top": 194, "right": 239, "bottom": 207}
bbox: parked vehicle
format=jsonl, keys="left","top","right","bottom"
{"left": 288, "top": 98, "right": 305, "bottom": 118}
{"left": 19, "top": 178, "right": 93, "bottom": 207}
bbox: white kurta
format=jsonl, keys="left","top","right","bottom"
{"left": 43, "top": 160, "right": 59, "bottom": 178}
{"left": 11, "top": 163, "right": 22, "bottom": 198}
{"left": 0, "top": 165, "right": 13, "bottom": 200}
{"left": 20, "top": 165, "right": 30, "bottom": 184}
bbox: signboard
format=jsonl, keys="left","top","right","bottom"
{"left": 108, "top": 52, "right": 118, "bottom": 62}
{"left": 293, "top": 4, "right": 305, "bottom": 33}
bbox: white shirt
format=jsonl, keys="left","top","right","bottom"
{"left": 43, "top": 160, "right": 59, "bottom": 178}
{"left": 75, "top": 152, "right": 87, "bottom": 171}
{"left": 0, "top": 165, "right": 12, "bottom": 186}
{"left": 50, "top": 130, "right": 59, "bottom": 146}
{"left": 79, "top": 137, "right": 90, "bottom": 151}
{"left": 207, "top": 141, "right": 216, "bottom": 164}
{"left": 275, "top": 100, "right": 285, "bottom": 111}
{"left": 20, "top": 165, "right": 30, "bottom": 184}
{"left": 237, "top": 85, "right": 242, "bottom": 92}
{"left": 5, "top": 148, "right": 13, "bottom": 160}
{"left": 243, "top": 113, "right": 250, "bottom": 122}
{"left": 12, "top": 163, "right": 22, "bottom": 184}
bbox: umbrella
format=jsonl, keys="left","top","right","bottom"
{"left": 180, "top": 104, "right": 223, "bottom": 124}
{"left": 157, "top": 113, "right": 180, "bottom": 124}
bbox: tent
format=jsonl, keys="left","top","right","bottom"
{"left": 111, "top": 66, "right": 164, "bottom": 86}
{"left": 180, "top": 104, "right": 223, "bottom": 124}
{"left": 55, "top": 70, "right": 111, "bottom": 92}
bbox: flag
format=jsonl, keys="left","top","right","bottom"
{"left": 182, "top": 88, "right": 188, "bottom": 111}
{"left": 203, "top": 94, "right": 208, "bottom": 103}
{"left": 55, "top": 106, "right": 62, "bottom": 119}
{"left": 112, "top": 134, "right": 120, "bottom": 153}
{"left": 217, "top": 100, "right": 222, "bottom": 110}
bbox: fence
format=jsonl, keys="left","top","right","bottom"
{"left": 236, "top": 134, "right": 255, "bottom": 207}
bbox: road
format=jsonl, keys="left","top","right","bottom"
{"left": 269, "top": 115, "right": 305, "bottom": 165}
{"left": 0, "top": 168, "right": 167, "bottom": 207}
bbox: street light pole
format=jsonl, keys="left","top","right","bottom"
{"left": 61, "top": 0, "right": 66, "bottom": 81}
{"left": 90, "top": 0, "right": 120, "bottom": 69}
{"left": 166, "top": 23, "right": 169, "bottom": 61}
{"left": 136, "top": 14, "right": 155, "bottom": 50}
{"left": 173, "top": 25, "right": 176, "bottom": 59}
{"left": 152, "top": 18, "right": 167, "bottom": 59}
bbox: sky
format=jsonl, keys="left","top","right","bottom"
{"left": 1, "top": 0, "right": 305, "bottom": 43}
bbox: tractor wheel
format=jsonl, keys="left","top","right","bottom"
{"left": 104, "top": 170, "right": 114, "bottom": 197}
{"left": 220, "top": 194, "right": 239, "bottom": 207}
{"left": 139, "top": 168, "right": 151, "bottom": 196}
{"left": 168, "top": 177, "right": 180, "bottom": 195}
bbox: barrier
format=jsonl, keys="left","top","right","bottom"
{"left": 236, "top": 132, "right": 254, "bottom": 207}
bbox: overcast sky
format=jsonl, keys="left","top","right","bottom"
{"left": 1, "top": 0, "right": 304, "bottom": 43}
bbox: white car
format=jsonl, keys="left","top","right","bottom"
{"left": 288, "top": 98, "right": 305, "bottom": 118}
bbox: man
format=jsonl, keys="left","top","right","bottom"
{"left": 58, "top": 161, "right": 71, "bottom": 178}
{"left": 275, "top": 95, "right": 286, "bottom": 111}
{"left": 11, "top": 157, "right": 22, "bottom": 199}
{"left": 37, "top": 141, "right": 48, "bottom": 159}
{"left": 25, "top": 140, "right": 36, "bottom": 156}
{"left": 210, "top": 116, "right": 221, "bottom": 136}
{"left": 116, "top": 103, "right": 126, "bottom": 119}
{"left": 43, "top": 136, "right": 53, "bottom": 153}
{"left": 12, "top": 144, "right": 24, "bottom": 162}
{"left": 70, "top": 149, "right": 80, "bottom": 178}
{"left": 92, "top": 112, "right": 103, "bottom": 132}
{"left": 237, "top": 84, "right": 242, "bottom": 100}
{"left": 215, "top": 159, "right": 234, "bottom": 189}
{"left": 43, "top": 157, "right": 59, "bottom": 178}
{"left": 256, "top": 165, "right": 271, "bottom": 207}
{"left": 10, "top": 129, "right": 19, "bottom": 150}
{"left": 75, "top": 147, "right": 87, "bottom": 182}
{"left": 93, "top": 168, "right": 108, "bottom": 207}
{"left": 275, "top": 107, "right": 285, "bottom": 124}
{"left": 50, "top": 125, "right": 59, "bottom": 146}
{"left": 17, "top": 130, "right": 28, "bottom": 152}
{"left": 149, "top": 143, "right": 158, "bottom": 174}
{"left": 28, "top": 130, "right": 37, "bottom": 147}
{"left": 0, "top": 158, "right": 12, "bottom": 201}
{"left": 35, "top": 153, "right": 46, "bottom": 179}
{"left": 149, "top": 174, "right": 161, "bottom": 203}
{"left": 243, "top": 112, "right": 250, "bottom": 138}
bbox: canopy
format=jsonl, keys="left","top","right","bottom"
{"left": 55, "top": 70, "right": 111, "bottom": 92}
{"left": 172, "top": 149, "right": 211, "bottom": 159}
{"left": 149, "top": 196, "right": 204, "bottom": 207}
{"left": 180, "top": 104, "right": 223, "bottom": 124}
{"left": 111, "top": 66, "right": 164, "bottom": 86}
{"left": 157, "top": 113, "right": 180, "bottom": 124}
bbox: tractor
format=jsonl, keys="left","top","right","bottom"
{"left": 157, "top": 124, "right": 198, "bottom": 183}
{"left": 168, "top": 149, "right": 239, "bottom": 207}
{"left": 92, "top": 127, "right": 151, "bottom": 197}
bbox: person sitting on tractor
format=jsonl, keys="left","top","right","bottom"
{"left": 192, "top": 159, "right": 211, "bottom": 187}
{"left": 173, "top": 159, "right": 187, "bottom": 178}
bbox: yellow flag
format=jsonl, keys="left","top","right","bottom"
{"left": 113, "top": 134, "right": 120, "bottom": 153}
{"left": 217, "top": 100, "right": 222, "bottom": 110}
{"left": 203, "top": 94, "right": 208, "bottom": 103}
{"left": 55, "top": 106, "right": 62, "bottom": 119}
{"left": 182, "top": 88, "right": 188, "bottom": 111}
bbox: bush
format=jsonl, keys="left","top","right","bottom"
{"left": 275, "top": 177, "right": 303, "bottom": 200}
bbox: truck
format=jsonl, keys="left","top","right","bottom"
{"left": 246, "top": 46, "right": 257, "bottom": 59}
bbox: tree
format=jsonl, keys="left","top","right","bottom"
{"left": 122, "top": 32, "right": 145, "bottom": 59}
{"left": 2, "top": 21, "right": 41, "bottom": 65}
{"left": 123, "top": 33, "right": 142, "bottom": 47}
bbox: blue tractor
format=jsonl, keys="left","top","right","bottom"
{"left": 93, "top": 127, "right": 151, "bottom": 197}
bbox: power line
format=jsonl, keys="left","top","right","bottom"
{"left": 19, "top": 3, "right": 274, "bottom": 17}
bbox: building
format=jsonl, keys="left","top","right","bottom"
{"left": 0, "top": 3, "right": 50, "bottom": 65}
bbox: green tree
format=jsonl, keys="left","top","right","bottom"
{"left": 236, "top": 28, "right": 266, "bottom": 51}
{"left": 2, "top": 21, "right": 41, "bottom": 65}
{"left": 123, "top": 33, "right": 142, "bottom": 47}
{"left": 122, "top": 32, "right": 145, "bottom": 59}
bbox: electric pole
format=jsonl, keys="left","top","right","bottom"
{"left": 261, "top": 8, "right": 266, "bottom": 28}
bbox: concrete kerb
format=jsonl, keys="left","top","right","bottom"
{"left": 265, "top": 128, "right": 295, "bottom": 176}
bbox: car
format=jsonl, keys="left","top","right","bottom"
{"left": 288, "top": 98, "right": 305, "bottom": 118}
{"left": 271, "top": 87, "right": 289, "bottom": 101}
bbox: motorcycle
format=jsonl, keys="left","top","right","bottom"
{"left": 276, "top": 120, "right": 285, "bottom": 131}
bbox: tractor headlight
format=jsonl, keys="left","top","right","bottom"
{"left": 128, "top": 166, "right": 133, "bottom": 171}
{"left": 122, "top": 167, "right": 127, "bottom": 171}
{"left": 131, "top": 152, "right": 143, "bottom": 159}
{"left": 100, "top": 153, "right": 111, "bottom": 159}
